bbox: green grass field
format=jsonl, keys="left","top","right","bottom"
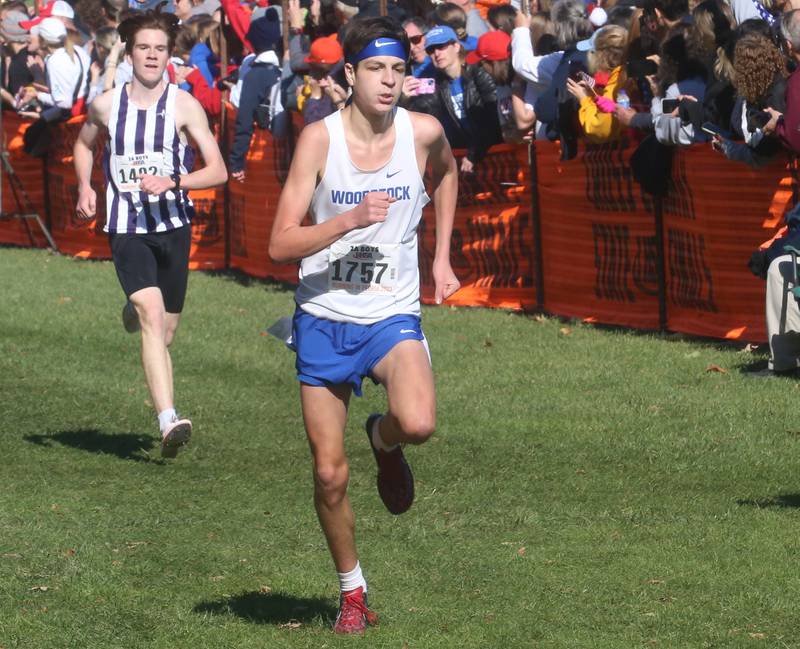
{"left": 2, "top": 246, "right": 800, "bottom": 649}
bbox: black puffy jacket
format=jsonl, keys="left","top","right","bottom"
{"left": 407, "top": 63, "right": 502, "bottom": 163}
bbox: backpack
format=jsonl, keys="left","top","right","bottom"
{"left": 252, "top": 62, "right": 289, "bottom": 139}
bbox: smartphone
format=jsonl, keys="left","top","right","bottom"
{"left": 568, "top": 59, "right": 587, "bottom": 81}
{"left": 747, "top": 109, "right": 771, "bottom": 131}
{"left": 701, "top": 122, "right": 726, "bottom": 137}
{"left": 626, "top": 58, "right": 658, "bottom": 79}
{"left": 577, "top": 71, "right": 596, "bottom": 89}
{"left": 661, "top": 98, "right": 679, "bottom": 113}
{"left": 415, "top": 77, "right": 436, "bottom": 95}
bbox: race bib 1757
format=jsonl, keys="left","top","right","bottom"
{"left": 328, "top": 242, "right": 398, "bottom": 294}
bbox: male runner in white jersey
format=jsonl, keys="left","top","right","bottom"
{"left": 73, "top": 9, "right": 227, "bottom": 458}
{"left": 269, "top": 16, "right": 460, "bottom": 634}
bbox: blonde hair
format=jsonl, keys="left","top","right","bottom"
{"left": 587, "top": 24, "right": 628, "bottom": 73}
{"left": 530, "top": 11, "right": 555, "bottom": 50}
{"left": 185, "top": 15, "right": 220, "bottom": 56}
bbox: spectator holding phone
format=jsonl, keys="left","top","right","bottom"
{"left": 732, "top": 33, "right": 787, "bottom": 146}
{"left": 467, "top": 29, "right": 529, "bottom": 142}
{"left": 510, "top": 10, "right": 562, "bottom": 140}
{"left": 408, "top": 24, "right": 501, "bottom": 172}
{"left": 713, "top": 32, "right": 787, "bottom": 165}
{"left": 650, "top": 24, "right": 708, "bottom": 146}
{"left": 565, "top": 24, "right": 630, "bottom": 142}
{"left": 530, "top": 0, "right": 594, "bottom": 159}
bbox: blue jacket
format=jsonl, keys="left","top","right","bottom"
{"left": 189, "top": 43, "right": 219, "bottom": 88}
{"left": 534, "top": 47, "right": 587, "bottom": 160}
{"left": 229, "top": 60, "right": 281, "bottom": 172}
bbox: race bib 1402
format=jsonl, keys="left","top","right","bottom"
{"left": 112, "top": 152, "right": 165, "bottom": 193}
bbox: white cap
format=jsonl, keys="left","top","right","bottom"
{"left": 589, "top": 7, "right": 608, "bottom": 27}
{"left": 32, "top": 16, "right": 67, "bottom": 43}
{"left": 50, "top": 0, "right": 75, "bottom": 19}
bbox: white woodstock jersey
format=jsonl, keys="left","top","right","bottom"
{"left": 296, "top": 107, "right": 430, "bottom": 324}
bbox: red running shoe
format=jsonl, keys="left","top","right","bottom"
{"left": 366, "top": 414, "right": 415, "bottom": 515}
{"left": 333, "top": 586, "right": 378, "bottom": 634}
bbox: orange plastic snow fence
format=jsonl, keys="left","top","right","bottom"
{"left": 6, "top": 106, "right": 800, "bottom": 344}
{"left": 419, "top": 143, "right": 536, "bottom": 309}
{"left": 535, "top": 139, "right": 661, "bottom": 330}
{"left": 225, "top": 106, "right": 299, "bottom": 283}
{"left": 0, "top": 112, "right": 48, "bottom": 247}
{"left": 662, "top": 145, "right": 793, "bottom": 341}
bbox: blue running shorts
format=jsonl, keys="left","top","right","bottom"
{"left": 291, "top": 308, "right": 426, "bottom": 396}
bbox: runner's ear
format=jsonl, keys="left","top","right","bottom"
{"left": 344, "top": 62, "right": 356, "bottom": 87}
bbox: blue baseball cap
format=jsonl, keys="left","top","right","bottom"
{"left": 424, "top": 25, "right": 459, "bottom": 50}
{"left": 576, "top": 30, "right": 597, "bottom": 51}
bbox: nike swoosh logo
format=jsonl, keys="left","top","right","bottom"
{"left": 386, "top": 170, "right": 401, "bottom": 178}
{"left": 400, "top": 329, "right": 416, "bottom": 334}
{"left": 374, "top": 40, "right": 393, "bottom": 48}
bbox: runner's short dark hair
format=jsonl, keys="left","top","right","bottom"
{"left": 343, "top": 16, "right": 410, "bottom": 67}
{"left": 118, "top": 4, "right": 180, "bottom": 56}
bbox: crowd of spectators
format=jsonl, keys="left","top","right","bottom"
{"left": 3, "top": 0, "right": 800, "bottom": 175}
{"left": 7, "top": 0, "right": 800, "bottom": 369}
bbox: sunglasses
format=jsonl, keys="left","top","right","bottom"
{"left": 408, "top": 34, "right": 424, "bottom": 45}
{"left": 425, "top": 40, "right": 455, "bottom": 54}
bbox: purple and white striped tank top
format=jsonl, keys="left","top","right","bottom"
{"left": 103, "top": 82, "right": 195, "bottom": 234}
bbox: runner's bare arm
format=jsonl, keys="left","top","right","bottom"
{"left": 74, "top": 93, "right": 111, "bottom": 219}
{"left": 269, "top": 122, "right": 395, "bottom": 264}
{"left": 414, "top": 113, "right": 460, "bottom": 303}
{"left": 139, "top": 90, "right": 227, "bottom": 195}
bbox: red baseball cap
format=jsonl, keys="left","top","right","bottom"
{"left": 466, "top": 30, "right": 511, "bottom": 65}
{"left": 304, "top": 36, "right": 344, "bottom": 65}
{"left": 19, "top": 0, "right": 73, "bottom": 31}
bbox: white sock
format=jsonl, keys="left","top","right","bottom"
{"left": 158, "top": 408, "right": 177, "bottom": 433}
{"left": 371, "top": 416, "right": 399, "bottom": 452}
{"left": 338, "top": 561, "right": 367, "bottom": 593}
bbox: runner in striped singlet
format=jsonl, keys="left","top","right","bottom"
{"left": 74, "top": 9, "right": 227, "bottom": 458}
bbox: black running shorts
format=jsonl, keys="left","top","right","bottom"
{"left": 108, "top": 226, "right": 192, "bottom": 314}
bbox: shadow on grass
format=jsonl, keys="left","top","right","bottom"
{"left": 24, "top": 429, "right": 161, "bottom": 463}
{"left": 201, "top": 268, "right": 297, "bottom": 292}
{"left": 508, "top": 311, "right": 773, "bottom": 356}
{"left": 193, "top": 591, "right": 337, "bottom": 626}
{"left": 737, "top": 494, "right": 800, "bottom": 508}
